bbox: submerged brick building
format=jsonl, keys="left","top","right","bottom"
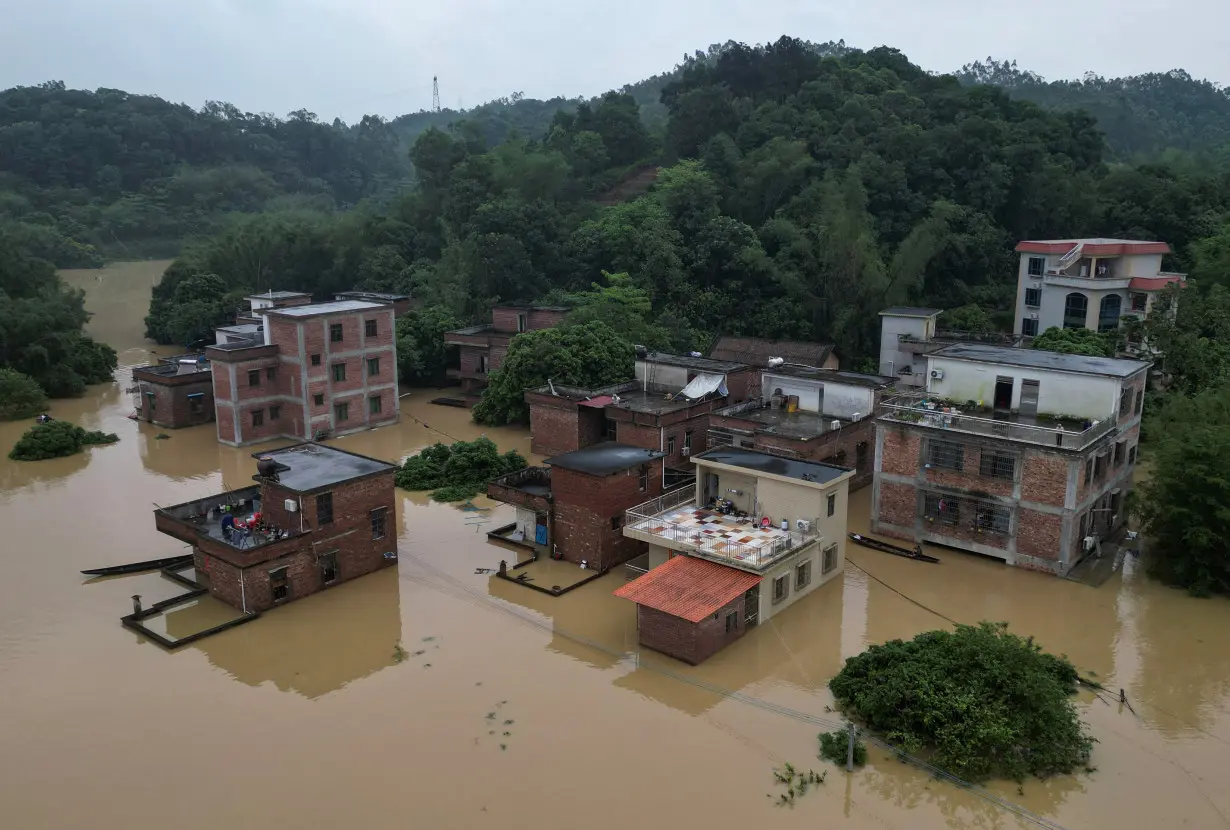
{"left": 444, "top": 304, "right": 569, "bottom": 401}
{"left": 872, "top": 343, "right": 1150, "bottom": 574}
{"left": 155, "top": 443, "right": 398, "bottom": 613}
{"left": 131, "top": 354, "right": 214, "bottom": 429}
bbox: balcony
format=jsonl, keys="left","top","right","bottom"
{"left": 154, "top": 485, "right": 308, "bottom": 564}
{"left": 487, "top": 467, "right": 552, "bottom": 512}
{"left": 623, "top": 486, "right": 820, "bottom": 571}
{"left": 880, "top": 393, "right": 1116, "bottom": 451}
{"left": 1044, "top": 273, "right": 1131, "bottom": 291}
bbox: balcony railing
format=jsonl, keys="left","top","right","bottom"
{"left": 880, "top": 392, "right": 1116, "bottom": 450}
{"left": 898, "top": 331, "right": 1034, "bottom": 349}
{"left": 624, "top": 487, "right": 820, "bottom": 571}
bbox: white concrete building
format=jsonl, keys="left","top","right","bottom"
{"left": 1012, "top": 239, "right": 1185, "bottom": 338}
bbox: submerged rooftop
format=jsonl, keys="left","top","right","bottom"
{"left": 694, "top": 448, "right": 849, "bottom": 484}
{"left": 716, "top": 404, "right": 850, "bottom": 439}
{"left": 933, "top": 342, "right": 1150, "bottom": 378}
{"left": 265, "top": 300, "right": 386, "bottom": 318}
{"left": 545, "top": 442, "right": 665, "bottom": 477}
{"left": 253, "top": 443, "right": 396, "bottom": 493}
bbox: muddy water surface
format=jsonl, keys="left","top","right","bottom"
{"left": 1, "top": 262, "right": 1229, "bottom": 829}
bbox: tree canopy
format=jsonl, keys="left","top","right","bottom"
{"left": 394, "top": 437, "right": 526, "bottom": 502}
{"left": 9, "top": 419, "right": 118, "bottom": 461}
{"left": 1031, "top": 326, "right": 1117, "bottom": 357}
{"left": 0, "top": 368, "right": 48, "bottom": 420}
{"left": 830, "top": 621, "right": 1093, "bottom": 782}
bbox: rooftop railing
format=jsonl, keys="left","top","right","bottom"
{"left": 898, "top": 330, "right": 1034, "bottom": 349}
{"left": 879, "top": 392, "right": 1116, "bottom": 450}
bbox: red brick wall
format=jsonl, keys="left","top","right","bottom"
{"left": 325, "top": 314, "right": 363, "bottom": 353}
{"left": 636, "top": 593, "right": 747, "bottom": 665}
{"left": 529, "top": 308, "right": 566, "bottom": 330}
{"left": 217, "top": 405, "right": 237, "bottom": 444}
{"left": 1016, "top": 509, "right": 1063, "bottom": 562}
{"left": 213, "top": 363, "right": 233, "bottom": 403}
{"left": 922, "top": 443, "right": 1015, "bottom": 499}
{"left": 459, "top": 346, "right": 487, "bottom": 379}
{"left": 614, "top": 420, "right": 661, "bottom": 454}
{"left": 880, "top": 428, "right": 922, "bottom": 477}
{"left": 328, "top": 356, "right": 364, "bottom": 394}
{"left": 876, "top": 480, "right": 916, "bottom": 533}
{"left": 528, "top": 400, "right": 583, "bottom": 457}
{"left": 232, "top": 357, "right": 282, "bottom": 402}
{"left": 552, "top": 461, "right": 663, "bottom": 570}
{"left": 491, "top": 307, "right": 564, "bottom": 333}
{"left": 750, "top": 418, "right": 877, "bottom": 489}
{"left": 1117, "top": 372, "right": 1146, "bottom": 427}
{"left": 134, "top": 375, "right": 214, "bottom": 429}
{"left": 237, "top": 402, "right": 287, "bottom": 443}
{"left": 1020, "top": 452, "right": 1070, "bottom": 507}
{"left": 302, "top": 320, "right": 327, "bottom": 376}
{"left": 725, "top": 368, "right": 754, "bottom": 402}
{"left": 267, "top": 318, "right": 299, "bottom": 355}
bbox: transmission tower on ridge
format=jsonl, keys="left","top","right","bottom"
{"left": 432, "top": 76, "right": 440, "bottom": 113}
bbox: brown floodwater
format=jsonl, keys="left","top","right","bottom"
{"left": 1, "top": 261, "right": 1229, "bottom": 829}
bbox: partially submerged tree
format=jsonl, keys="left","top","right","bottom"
{"left": 394, "top": 436, "right": 526, "bottom": 501}
{"left": 829, "top": 621, "right": 1093, "bottom": 782}
{"left": 9, "top": 420, "right": 119, "bottom": 461}
{"left": 472, "top": 320, "right": 633, "bottom": 426}
{"left": 0, "top": 368, "right": 48, "bottom": 420}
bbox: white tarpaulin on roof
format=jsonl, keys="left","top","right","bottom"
{"left": 679, "top": 373, "right": 727, "bottom": 401}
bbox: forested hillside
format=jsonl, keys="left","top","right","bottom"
{"left": 138, "top": 39, "right": 1230, "bottom": 369}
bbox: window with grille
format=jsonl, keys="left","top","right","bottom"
{"left": 369, "top": 395, "right": 382, "bottom": 415}
{"left": 370, "top": 507, "right": 387, "bottom": 540}
{"left": 1134, "top": 388, "right": 1143, "bottom": 415}
{"left": 1027, "top": 257, "right": 1045, "bottom": 276}
{"left": 725, "top": 611, "right": 738, "bottom": 633}
{"left": 319, "top": 552, "right": 338, "bottom": 585}
{"left": 367, "top": 357, "right": 380, "bottom": 376}
{"left": 311, "top": 354, "right": 321, "bottom": 366}
{"left": 975, "top": 503, "right": 1011, "bottom": 535}
{"left": 827, "top": 493, "right": 836, "bottom": 517}
{"left": 795, "top": 561, "right": 811, "bottom": 590}
{"left": 772, "top": 574, "right": 789, "bottom": 604}
{"left": 1128, "top": 445, "right": 1137, "bottom": 465}
{"left": 822, "top": 544, "right": 838, "bottom": 574}
{"left": 1064, "top": 292, "right": 1088, "bottom": 329}
{"left": 332, "top": 363, "right": 347, "bottom": 382}
{"left": 270, "top": 567, "right": 289, "bottom": 602}
{"left": 365, "top": 319, "right": 377, "bottom": 337}
{"left": 1021, "top": 318, "right": 1039, "bottom": 337}
{"left": 638, "top": 465, "right": 648, "bottom": 492}
{"left": 314, "top": 393, "right": 324, "bottom": 406}
{"left": 604, "top": 418, "right": 617, "bottom": 440}
{"left": 924, "top": 493, "right": 959, "bottom": 525}
{"left": 316, "top": 492, "right": 334, "bottom": 525}
{"left": 334, "top": 401, "right": 349, "bottom": 421}
{"left": 666, "top": 434, "right": 676, "bottom": 454}
{"left": 248, "top": 369, "right": 260, "bottom": 387}
{"left": 330, "top": 323, "right": 343, "bottom": 343}
{"left": 1119, "top": 387, "right": 1132, "bottom": 418}
{"left": 979, "top": 451, "right": 1016, "bottom": 480}
{"left": 928, "top": 440, "right": 964, "bottom": 471}
{"left": 1024, "top": 287, "right": 1042, "bottom": 307}
{"left": 251, "top": 409, "right": 264, "bottom": 427}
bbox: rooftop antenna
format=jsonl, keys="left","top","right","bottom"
{"left": 432, "top": 76, "right": 440, "bottom": 113}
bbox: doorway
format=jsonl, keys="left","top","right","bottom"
{"left": 743, "top": 584, "right": 760, "bottom": 628}
{"left": 704, "top": 473, "right": 720, "bottom": 505}
{"left": 994, "top": 376, "right": 1014, "bottom": 411}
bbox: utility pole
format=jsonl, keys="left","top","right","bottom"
{"left": 432, "top": 76, "right": 440, "bottom": 113}
{"left": 846, "top": 722, "right": 856, "bottom": 772}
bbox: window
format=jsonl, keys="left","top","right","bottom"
{"left": 269, "top": 405, "right": 281, "bottom": 421}
{"left": 334, "top": 401, "right": 349, "bottom": 421}
{"left": 251, "top": 409, "right": 264, "bottom": 427}
{"left": 1021, "top": 317, "right": 1039, "bottom": 337}
{"left": 1134, "top": 388, "right": 1143, "bottom": 415}
{"left": 684, "top": 430, "right": 693, "bottom": 451}
{"left": 610, "top": 515, "right": 624, "bottom": 531}
{"left": 1027, "top": 256, "right": 1045, "bottom": 277}
{"left": 145, "top": 392, "right": 156, "bottom": 411}
{"left": 822, "top": 543, "right": 838, "bottom": 575}
{"left": 332, "top": 363, "right": 347, "bottom": 382}
{"left": 1063, "top": 292, "right": 1088, "bottom": 329}
{"left": 188, "top": 395, "right": 204, "bottom": 414}
{"left": 367, "top": 357, "right": 380, "bottom": 377}
{"left": 604, "top": 418, "right": 617, "bottom": 440}
{"left": 856, "top": 441, "right": 868, "bottom": 468}
{"left": 365, "top": 319, "right": 377, "bottom": 337}
{"left": 927, "top": 440, "right": 964, "bottom": 471}
{"left": 924, "top": 493, "right": 959, "bottom": 525}
{"left": 975, "top": 502, "right": 1011, "bottom": 535}
{"left": 311, "top": 353, "right": 321, "bottom": 366}
{"left": 1128, "top": 445, "right": 1137, "bottom": 465}
{"left": 1119, "top": 387, "right": 1132, "bottom": 418}
{"left": 724, "top": 611, "right": 738, "bottom": 633}
{"left": 370, "top": 506, "right": 387, "bottom": 540}
{"left": 1114, "top": 442, "right": 1125, "bottom": 466}
{"left": 795, "top": 560, "right": 812, "bottom": 590}
{"left": 1099, "top": 294, "right": 1122, "bottom": 332}
{"left": 330, "top": 323, "right": 343, "bottom": 343}
{"left": 1085, "top": 459, "right": 1094, "bottom": 486}
{"left": 478, "top": 354, "right": 490, "bottom": 374}
{"left": 980, "top": 451, "right": 1016, "bottom": 480}
{"left": 319, "top": 551, "right": 338, "bottom": 585}
{"left": 248, "top": 369, "right": 260, "bottom": 387}
{"left": 369, "top": 395, "right": 382, "bottom": 415}
{"left": 265, "top": 367, "right": 276, "bottom": 381}
{"left": 772, "top": 574, "right": 789, "bottom": 604}
{"left": 270, "top": 567, "right": 289, "bottom": 602}
{"left": 666, "top": 434, "right": 676, "bottom": 455}
{"left": 314, "top": 393, "right": 324, "bottom": 406}
{"left": 638, "top": 465, "right": 648, "bottom": 492}
{"left": 1131, "top": 292, "right": 1148, "bottom": 313}
{"left": 316, "top": 492, "right": 334, "bottom": 525}
{"left": 517, "top": 313, "right": 527, "bottom": 333}
{"left": 827, "top": 493, "right": 836, "bottom": 517}
{"left": 1024, "top": 287, "right": 1042, "bottom": 307}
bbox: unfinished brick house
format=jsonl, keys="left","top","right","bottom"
{"left": 334, "top": 291, "right": 415, "bottom": 317}
{"left": 708, "top": 367, "right": 895, "bottom": 490}
{"left": 154, "top": 443, "right": 398, "bottom": 613}
{"left": 131, "top": 354, "right": 214, "bottom": 429}
{"left": 616, "top": 448, "right": 852, "bottom": 664}
{"left": 708, "top": 337, "right": 838, "bottom": 399}
{"left": 524, "top": 351, "right": 754, "bottom": 484}
{"left": 208, "top": 299, "right": 399, "bottom": 446}
{"left": 443, "top": 304, "right": 568, "bottom": 401}
{"left": 871, "top": 343, "right": 1150, "bottom": 575}
{"left": 487, "top": 443, "right": 667, "bottom": 571}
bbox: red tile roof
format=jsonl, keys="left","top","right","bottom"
{"left": 578, "top": 395, "right": 614, "bottom": 408}
{"left": 614, "top": 555, "right": 762, "bottom": 623}
{"left": 1129, "top": 275, "right": 1186, "bottom": 290}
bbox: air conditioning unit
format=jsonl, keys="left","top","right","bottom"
{"left": 930, "top": 369, "right": 945, "bottom": 380}
{"left": 284, "top": 499, "right": 298, "bottom": 512}
{"left": 796, "top": 519, "right": 811, "bottom": 532}
{"left": 681, "top": 447, "right": 690, "bottom": 457}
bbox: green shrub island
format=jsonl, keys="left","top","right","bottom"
{"left": 0, "top": 368, "right": 49, "bottom": 420}
{"left": 395, "top": 437, "right": 526, "bottom": 502}
{"left": 828, "top": 622, "right": 1093, "bottom": 782}
{"left": 9, "top": 420, "right": 119, "bottom": 461}
{"left": 818, "top": 729, "right": 867, "bottom": 767}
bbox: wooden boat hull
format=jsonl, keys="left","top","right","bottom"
{"left": 847, "top": 533, "right": 940, "bottom": 564}
{"left": 81, "top": 554, "right": 193, "bottom": 576}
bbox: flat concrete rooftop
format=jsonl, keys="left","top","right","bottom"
{"left": 723, "top": 406, "right": 848, "bottom": 439}
{"left": 642, "top": 352, "right": 747, "bottom": 374}
{"left": 694, "top": 448, "right": 848, "bottom": 485}
{"left": 545, "top": 442, "right": 666, "bottom": 477}
{"left": 933, "top": 342, "right": 1150, "bottom": 377}
{"left": 610, "top": 388, "right": 705, "bottom": 415}
{"left": 253, "top": 443, "right": 396, "bottom": 493}
{"left": 265, "top": 300, "right": 386, "bottom": 318}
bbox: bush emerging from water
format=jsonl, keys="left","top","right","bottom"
{"left": 818, "top": 729, "right": 866, "bottom": 767}
{"left": 828, "top": 621, "right": 1092, "bottom": 782}
{"left": 0, "top": 368, "right": 49, "bottom": 420}
{"left": 395, "top": 437, "right": 526, "bottom": 502}
{"left": 9, "top": 420, "right": 119, "bottom": 461}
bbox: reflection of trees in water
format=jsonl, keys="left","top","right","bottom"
{"left": 1132, "top": 581, "right": 1230, "bottom": 736}
{"left": 0, "top": 444, "right": 90, "bottom": 490}
{"left": 858, "top": 753, "right": 1084, "bottom": 830}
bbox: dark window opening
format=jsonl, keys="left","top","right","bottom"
{"left": 251, "top": 409, "right": 264, "bottom": 427}
{"left": 316, "top": 492, "right": 334, "bottom": 525}
{"left": 334, "top": 401, "right": 349, "bottom": 421}
{"left": 311, "top": 353, "right": 321, "bottom": 366}
{"left": 856, "top": 441, "right": 868, "bottom": 468}
{"left": 367, "top": 357, "right": 380, "bottom": 376}
{"left": 725, "top": 611, "right": 738, "bottom": 633}
{"left": 332, "top": 363, "right": 347, "bottom": 382}
{"left": 314, "top": 393, "right": 324, "bottom": 406}
{"left": 1131, "top": 292, "right": 1148, "bottom": 313}
{"left": 270, "top": 567, "right": 289, "bottom": 602}
{"left": 827, "top": 493, "right": 836, "bottom": 517}
{"left": 795, "top": 560, "right": 811, "bottom": 590}
{"left": 604, "top": 418, "right": 617, "bottom": 440}
{"left": 269, "top": 405, "right": 281, "bottom": 421}
{"left": 1027, "top": 256, "right": 1045, "bottom": 277}
{"left": 265, "top": 367, "right": 276, "bottom": 381}
{"left": 188, "top": 396, "right": 203, "bottom": 414}
{"left": 666, "top": 434, "right": 676, "bottom": 455}
{"left": 1099, "top": 295, "right": 1122, "bottom": 332}
{"left": 610, "top": 515, "right": 623, "bottom": 531}
{"left": 369, "top": 395, "right": 382, "bottom": 415}
{"left": 1064, "top": 292, "right": 1088, "bottom": 329}
{"left": 822, "top": 544, "right": 838, "bottom": 574}
{"left": 975, "top": 503, "right": 1011, "bottom": 535}
{"left": 330, "top": 323, "right": 343, "bottom": 343}
{"left": 1134, "top": 388, "right": 1143, "bottom": 415}
{"left": 370, "top": 506, "right": 387, "bottom": 540}
{"left": 248, "top": 369, "right": 260, "bottom": 387}
{"left": 772, "top": 574, "right": 789, "bottom": 604}
{"left": 320, "top": 552, "right": 338, "bottom": 585}
{"left": 365, "top": 319, "right": 377, "bottom": 337}
{"left": 1128, "top": 445, "right": 1137, "bottom": 465}
{"left": 638, "top": 465, "right": 648, "bottom": 493}
{"left": 1024, "top": 287, "right": 1042, "bottom": 307}
{"left": 1021, "top": 318, "right": 1039, "bottom": 337}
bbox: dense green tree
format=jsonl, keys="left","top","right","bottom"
{"left": 830, "top": 621, "right": 1093, "bottom": 782}
{"left": 938, "top": 304, "right": 995, "bottom": 333}
{"left": 1140, "top": 283, "right": 1230, "bottom": 397}
{"left": 394, "top": 437, "right": 526, "bottom": 501}
{"left": 395, "top": 307, "right": 462, "bottom": 385}
{"left": 1031, "top": 326, "right": 1116, "bottom": 357}
{"left": 1135, "top": 383, "right": 1230, "bottom": 595}
{"left": 473, "top": 321, "right": 634, "bottom": 425}
{"left": 9, "top": 419, "right": 118, "bottom": 461}
{"left": 0, "top": 368, "right": 48, "bottom": 420}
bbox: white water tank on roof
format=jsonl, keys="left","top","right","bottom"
{"left": 767, "top": 357, "right": 784, "bottom": 368}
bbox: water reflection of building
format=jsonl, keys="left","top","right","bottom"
{"left": 179, "top": 567, "right": 402, "bottom": 699}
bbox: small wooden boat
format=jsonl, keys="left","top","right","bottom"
{"left": 81, "top": 554, "right": 193, "bottom": 576}
{"left": 847, "top": 533, "right": 940, "bottom": 564}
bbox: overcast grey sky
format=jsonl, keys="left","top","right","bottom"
{"left": 1, "top": 0, "right": 1224, "bottom": 123}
